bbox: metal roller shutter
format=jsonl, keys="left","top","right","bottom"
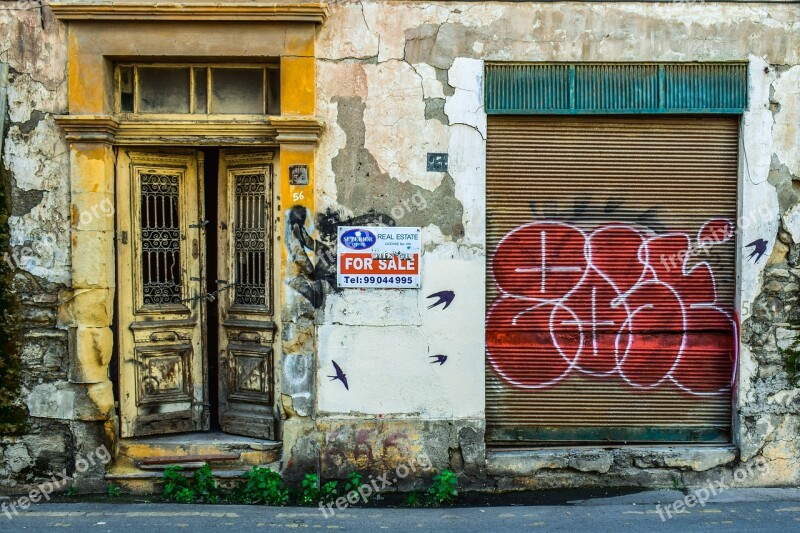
{"left": 486, "top": 115, "right": 739, "bottom": 444}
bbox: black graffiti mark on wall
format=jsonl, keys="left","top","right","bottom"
{"left": 287, "top": 205, "right": 326, "bottom": 308}
{"left": 315, "top": 207, "right": 397, "bottom": 282}
{"left": 529, "top": 195, "right": 666, "bottom": 233}
{"left": 746, "top": 239, "right": 768, "bottom": 263}
{"left": 427, "top": 290, "right": 455, "bottom": 310}
{"left": 328, "top": 360, "right": 349, "bottom": 390}
{"left": 287, "top": 206, "right": 398, "bottom": 309}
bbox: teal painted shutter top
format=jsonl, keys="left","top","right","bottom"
{"left": 485, "top": 63, "right": 747, "bottom": 115}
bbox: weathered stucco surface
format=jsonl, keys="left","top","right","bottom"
{"left": 1, "top": 0, "right": 799, "bottom": 493}
{"left": 308, "top": 0, "right": 800, "bottom": 488}
{"left": 0, "top": 5, "right": 86, "bottom": 491}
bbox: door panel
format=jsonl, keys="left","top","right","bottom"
{"left": 217, "top": 150, "right": 277, "bottom": 439}
{"left": 117, "top": 150, "right": 208, "bottom": 437}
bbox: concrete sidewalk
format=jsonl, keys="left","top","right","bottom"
{"left": 1, "top": 488, "right": 799, "bottom": 532}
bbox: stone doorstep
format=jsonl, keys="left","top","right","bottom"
{"left": 117, "top": 432, "right": 281, "bottom": 461}
{"left": 105, "top": 463, "right": 282, "bottom": 481}
{"left": 108, "top": 432, "right": 283, "bottom": 487}
{"left": 486, "top": 445, "right": 739, "bottom": 476}
{"left": 105, "top": 461, "right": 283, "bottom": 495}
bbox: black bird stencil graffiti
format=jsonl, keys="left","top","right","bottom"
{"left": 746, "top": 239, "right": 768, "bottom": 263}
{"left": 430, "top": 354, "right": 448, "bottom": 366}
{"left": 329, "top": 360, "right": 349, "bottom": 390}
{"left": 427, "top": 290, "right": 455, "bottom": 310}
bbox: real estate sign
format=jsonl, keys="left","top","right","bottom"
{"left": 337, "top": 226, "right": 421, "bottom": 289}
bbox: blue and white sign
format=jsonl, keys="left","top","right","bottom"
{"left": 337, "top": 226, "right": 421, "bottom": 289}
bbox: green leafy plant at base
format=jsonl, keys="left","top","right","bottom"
{"left": 161, "top": 464, "right": 220, "bottom": 504}
{"left": 297, "top": 473, "right": 339, "bottom": 505}
{"left": 404, "top": 491, "right": 424, "bottom": 508}
{"left": 239, "top": 466, "right": 289, "bottom": 506}
{"left": 193, "top": 464, "right": 220, "bottom": 503}
{"left": 319, "top": 480, "right": 339, "bottom": 504}
{"left": 298, "top": 473, "right": 320, "bottom": 505}
{"left": 343, "top": 472, "right": 363, "bottom": 495}
{"left": 425, "top": 469, "right": 458, "bottom": 507}
{"left": 162, "top": 466, "right": 197, "bottom": 504}
{"left": 107, "top": 483, "right": 122, "bottom": 498}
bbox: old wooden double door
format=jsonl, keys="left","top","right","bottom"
{"left": 116, "top": 149, "right": 278, "bottom": 439}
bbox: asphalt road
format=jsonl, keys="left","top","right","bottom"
{"left": 2, "top": 488, "right": 799, "bottom": 532}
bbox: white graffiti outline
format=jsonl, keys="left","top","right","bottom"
{"left": 491, "top": 220, "right": 591, "bottom": 304}
{"left": 485, "top": 296, "right": 583, "bottom": 390}
{"left": 487, "top": 221, "right": 738, "bottom": 395}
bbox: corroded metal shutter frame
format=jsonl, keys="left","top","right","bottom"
{"left": 485, "top": 116, "right": 739, "bottom": 444}
{"left": 485, "top": 63, "right": 747, "bottom": 114}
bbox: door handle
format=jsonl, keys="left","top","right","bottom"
{"left": 190, "top": 220, "right": 210, "bottom": 229}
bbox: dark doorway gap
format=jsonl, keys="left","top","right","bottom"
{"left": 203, "top": 148, "right": 221, "bottom": 431}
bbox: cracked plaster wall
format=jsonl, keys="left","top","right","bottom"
{"left": 0, "top": 7, "right": 109, "bottom": 493}
{"left": 309, "top": 0, "right": 800, "bottom": 486}
{"left": 1, "top": 0, "right": 799, "bottom": 491}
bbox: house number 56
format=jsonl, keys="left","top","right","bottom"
{"left": 292, "top": 191, "right": 305, "bottom": 202}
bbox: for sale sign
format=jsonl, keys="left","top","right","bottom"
{"left": 337, "top": 226, "right": 421, "bottom": 288}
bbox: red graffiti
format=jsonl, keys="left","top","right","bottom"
{"left": 487, "top": 221, "right": 737, "bottom": 395}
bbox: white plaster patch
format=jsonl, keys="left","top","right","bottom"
{"left": 362, "top": 60, "right": 449, "bottom": 190}
{"left": 444, "top": 58, "right": 486, "bottom": 139}
{"left": 7, "top": 75, "right": 67, "bottom": 122}
{"left": 771, "top": 66, "right": 800, "bottom": 177}
{"left": 739, "top": 56, "right": 780, "bottom": 320}
{"left": 419, "top": 257, "right": 485, "bottom": 416}
{"left": 317, "top": 325, "right": 438, "bottom": 416}
{"left": 412, "top": 63, "right": 445, "bottom": 99}
{"left": 361, "top": 2, "right": 451, "bottom": 63}
{"left": 737, "top": 344, "right": 754, "bottom": 404}
{"left": 782, "top": 203, "right": 800, "bottom": 244}
{"left": 25, "top": 383, "right": 75, "bottom": 420}
{"left": 448, "top": 123, "right": 486, "bottom": 247}
{"left": 316, "top": 258, "right": 484, "bottom": 419}
{"left": 316, "top": 2, "right": 380, "bottom": 60}
{"left": 321, "top": 288, "right": 422, "bottom": 327}
{"left": 4, "top": 118, "right": 70, "bottom": 284}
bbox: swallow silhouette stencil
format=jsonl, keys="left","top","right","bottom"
{"left": 427, "top": 290, "right": 455, "bottom": 310}
{"left": 746, "top": 239, "right": 768, "bottom": 263}
{"left": 430, "top": 354, "right": 448, "bottom": 365}
{"left": 329, "top": 360, "right": 349, "bottom": 390}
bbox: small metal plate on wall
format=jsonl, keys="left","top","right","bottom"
{"left": 427, "top": 153, "right": 448, "bottom": 172}
{"left": 289, "top": 165, "right": 309, "bottom": 185}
